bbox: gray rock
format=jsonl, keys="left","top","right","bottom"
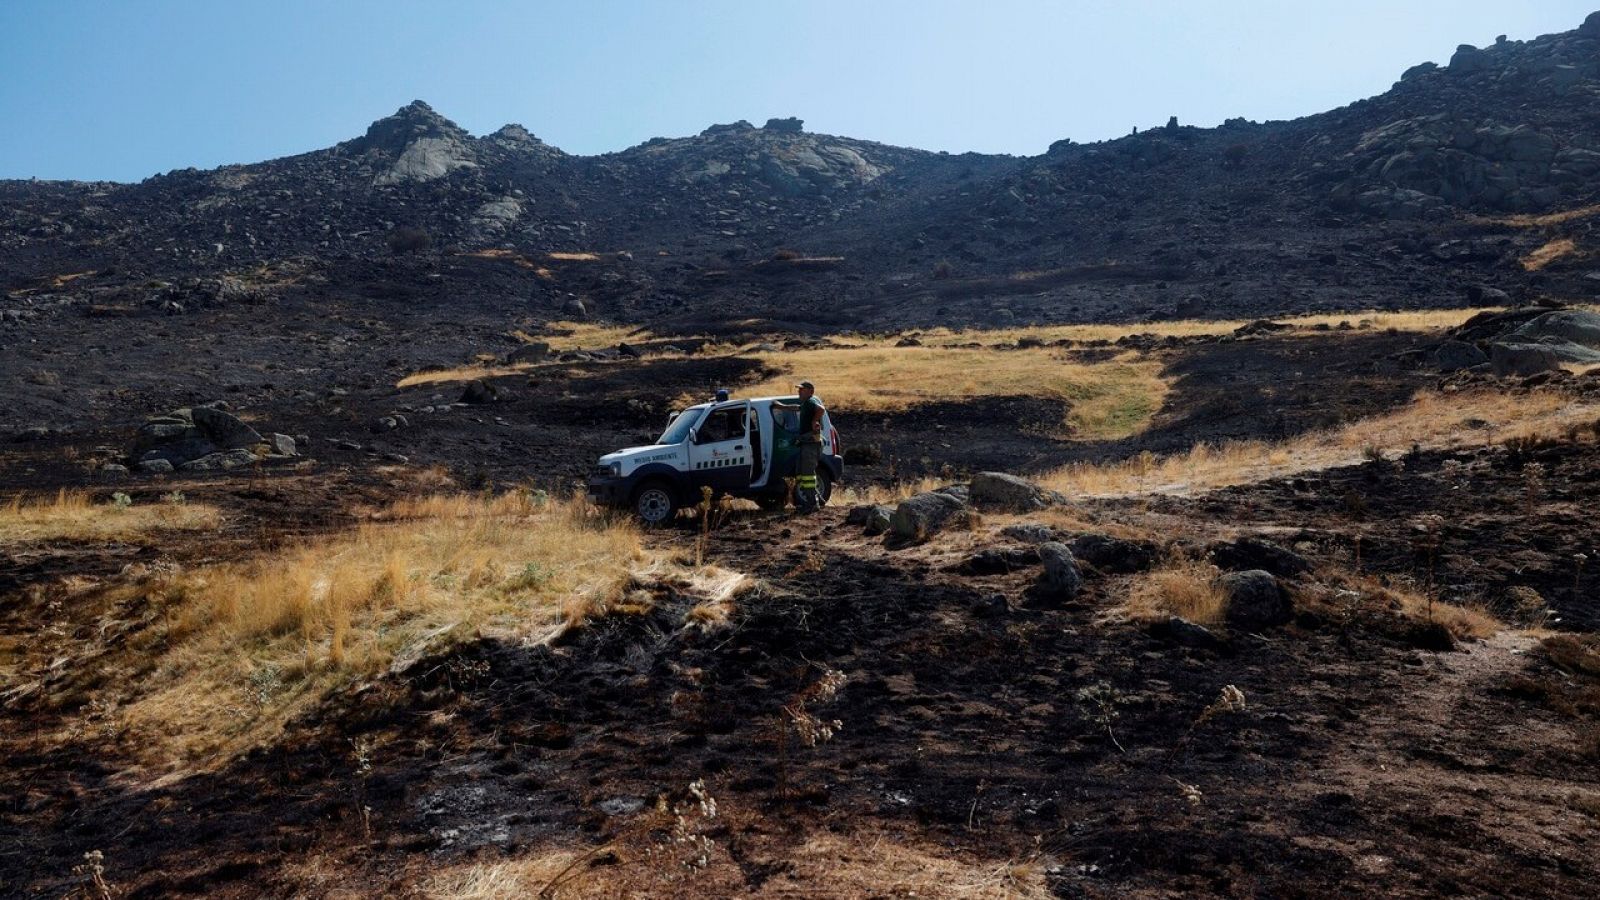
{"left": 1511, "top": 310, "right": 1600, "bottom": 349}
{"left": 618, "top": 342, "right": 642, "bottom": 358}
{"left": 189, "top": 405, "right": 262, "bottom": 449}
{"left": 1435, "top": 340, "right": 1488, "bottom": 372}
{"left": 137, "top": 458, "right": 175, "bottom": 474}
{"left": 460, "top": 380, "right": 499, "bottom": 404}
{"left": 889, "top": 490, "right": 972, "bottom": 542}
{"left": 1036, "top": 542, "right": 1083, "bottom": 600}
{"left": 1069, "top": 533, "right": 1157, "bottom": 574}
{"left": 1208, "top": 536, "right": 1311, "bottom": 578}
{"left": 180, "top": 448, "right": 258, "bottom": 472}
{"left": 1220, "top": 570, "right": 1292, "bottom": 629}
{"left": 100, "top": 464, "right": 129, "bottom": 478}
{"left": 863, "top": 506, "right": 892, "bottom": 537}
{"left": 1448, "top": 44, "right": 1491, "bottom": 73}
{"left": 562, "top": 298, "right": 587, "bottom": 318}
{"left": 269, "top": 433, "right": 298, "bottom": 457}
{"left": 763, "top": 116, "right": 804, "bottom": 133}
{"left": 1001, "top": 523, "right": 1055, "bottom": 544}
{"left": 969, "top": 472, "right": 1059, "bottom": 512}
{"left": 1490, "top": 342, "right": 1560, "bottom": 376}
{"left": 505, "top": 342, "right": 550, "bottom": 364}
{"left": 1149, "top": 616, "right": 1223, "bottom": 649}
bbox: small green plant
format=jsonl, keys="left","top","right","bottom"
{"left": 110, "top": 492, "right": 133, "bottom": 510}
{"left": 162, "top": 490, "right": 187, "bottom": 505}
{"left": 505, "top": 562, "right": 551, "bottom": 592}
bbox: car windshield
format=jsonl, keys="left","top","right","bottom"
{"left": 657, "top": 408, "right": 702, "bottom": 445}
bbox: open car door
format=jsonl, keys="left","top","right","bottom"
{"left": 686, "top": 401, "right": 754, "bottom": 494}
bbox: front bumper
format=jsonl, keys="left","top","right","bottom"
{"left": 586, "top": 476, "right": 628, "bottom": 506}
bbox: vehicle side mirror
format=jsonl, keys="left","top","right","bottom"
{"left": 688, "top": 428, "right": 698, "bottom": 445}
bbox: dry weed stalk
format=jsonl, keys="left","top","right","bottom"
{"left": 775, "top": 669, "right": 847, "bottom": 801}
{"left": 536, "top": 779, "right": 721, "bottom": 898}
{"left": 1163, "top": 685, "right": 1247, "bottom": 771}
{"left": 72, "top": 850, "right": 112, "bottom": 900}
{"left": 1075, "top": 682, "right": 1126, "bottom": 753}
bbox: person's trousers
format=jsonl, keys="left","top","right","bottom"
{"left": 796, "top": 440, "right": 821, "bottom": 510}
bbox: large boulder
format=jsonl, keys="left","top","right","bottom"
{"left": 1069, "top": 533, "right": 1158, "bottom": 574}
{"left": 1435, "top": 340, "right": 1487, "bottom": 372}
{"left": 1447, "top": 44, "right": 1492, "bottom": 74}
{"left": 1511, "top": 310, "right": 1600, "bottom": 349}
{"left": 889, "top": 489, "right": 972, "bottom": 542}
{"left": 180, "top": 448, "right": 259, "bottom": 472}
{"left": 969, "top": 472, "right": 1059, "bottom": 512}
{"left": 1490, "top": 341, "right": 1600, "bottom": 376}
{"left": 1208, "top": 536, "right": 1311, "bottom": 578}
{"left": 1220, "top": 570, "right": 1292, "bottom": 630}
{"left": 190, "top": 405, "right": 262, "bottom": 449}
{"left": 505, "top": 342, "right": 550, "bottom": 364}
{"left": 1036, "top": 542, "right": 1083, "bottom": 600}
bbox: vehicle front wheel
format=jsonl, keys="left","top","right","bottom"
{"left": 632, "top": 481, "right": 679, "bottom": 525}
{"left": 816, "top": 470, "right": 834, "bottom": 507}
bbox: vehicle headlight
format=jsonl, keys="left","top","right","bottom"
{"left": 609, "top": 462, "right": 623, "bottom": 478}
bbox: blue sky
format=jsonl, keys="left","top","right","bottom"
{"left": 1, "top": 1, "right": 1594, "bottom": 181}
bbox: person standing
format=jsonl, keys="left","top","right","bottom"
{"left": 789, "top": 380, "right": 825, "bottom": 512}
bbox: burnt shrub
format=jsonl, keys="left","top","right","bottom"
{"left": 386, "top": 227, "right": 432, "bottom": 255}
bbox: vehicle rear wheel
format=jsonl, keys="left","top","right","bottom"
{"left": 816, "top": 470, "right": 834, "bottom": 507}
{"left": 632, "top": 481, "right": 678, "bottom": 525}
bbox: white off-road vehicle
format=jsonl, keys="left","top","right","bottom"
{"left": 587, "top": 394, "right": 843, "bottom": 524}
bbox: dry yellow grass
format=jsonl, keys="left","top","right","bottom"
{"left": 1523, "top": 238, "right": 1580, "bottom": 271}
{"left": 1481, "top": 203, "right": 1600, "bottom": 228}
{"left": 0, "top": 490, "right": 220, "bottom": 545}
{"left": 546, "top": 251, "right": 602, "bottom": 261}
{"left": 1119, "top": 557, "right": 1228, "bottom": 625}
{"left": 419, "top": 829, "right": 1049, "bottom": 899}
{"left": 737, "top": 347, "right": 1169, "bottom": 440}
{"left": 99, "top": 493, "right": 644, "bottom": 765}
{"left": 876, "top": 306, "right": 1499, "bottom": 348}
{"left": 396, "top": 322, "right": 684, "bottom": 387}
{"left": 1043, "top": 388, "right": 1600, "bottom": 497}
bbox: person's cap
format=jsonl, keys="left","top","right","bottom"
{"left": 795, "top": 380, "right": 814, "bottom": 390}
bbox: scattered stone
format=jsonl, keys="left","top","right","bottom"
{"left": 137, "top": 458, "right": 175, "bottom": 475}
{"left": 100, "top": 464, "right": 129, "bottom": 478}
{"left": 862, "top": 506, "right": 892, "bottom": 536}
{"left": 618, "top": 342, "right": 642, "bottom": 358}
{"left": 562, "top": 298, "right": 587, "bottom": 318}
{"left": 269, "top": 433, "right": 298, "bottom": 457}
{"left": 1219, "top": 570, "right": 1292, "bottom": 630}
{"left": 1036, "top": 542, "right": 1083, "bottom": 600}
{"left": 895, "top": 336, "right": 922, "bottom": 347}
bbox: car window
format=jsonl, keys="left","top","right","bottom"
{"left": 657, "top": 409, "right": 701, "bottom": 445}
{"left": 696, "top": 407, "right": 747, "bottom": 443}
